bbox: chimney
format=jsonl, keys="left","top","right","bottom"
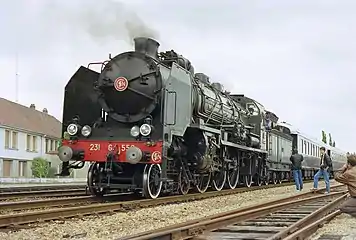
{"left": 30, "top": 104, "right": 36, "bottom": 109}
{"left": 134, "top": 37, "right": 160, "bottom": 60}
{"left": 42, "top": 108, "right": 48, "bottom": 114}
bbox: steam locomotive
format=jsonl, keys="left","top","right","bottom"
{"left": 57, "top": 37, "right": 347, "bottom": 199}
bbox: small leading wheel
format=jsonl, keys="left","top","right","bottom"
{"left": 226, "top": 152, "right": 239, "bottom": 190}
{"left": 142, "top": 164, "right": 163, "bottom": 199}
{"left": 212, "top": 159, "right": 227, "bottom": 191}
{"left": 87, "top": 163, "right": 107, "bottom": 197}
{"left": 272, "top": 171, "right": 278, "bottom": 185}
{"left": 244, "top": 175, "right": 253, "bottom": 188}
{"left": 195, "top": 172, "right": 211, "bottom": 193}
{"left": 178, "top": 170, "right": 190, "bottom": 195}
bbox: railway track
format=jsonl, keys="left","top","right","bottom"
{"left": 0, "top": 188, "right": 87, "bottom": 201}
{"left": 120, "top": 185, "right": 347, "bottom": 240}
{"left": 0, "top": 180, "right": 324, "bottom": 229}
{"left": 0, "top": 180, "right": 316, "bottom": 210}
{"left": 0, "top": 193, "right": 137, "bottom": 212}
{"left": 0, "top": 184, "right": 85, "bottom": 193}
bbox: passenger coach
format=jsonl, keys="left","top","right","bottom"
{"left": 277, "top": 121, "right": 347, "bottom": 178}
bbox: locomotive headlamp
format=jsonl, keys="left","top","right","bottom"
{"left": 140, "top": 124, "right": 152, "bottom": 136}
{"left": 130, "top": 126, "right": 140, "bottom": 137}
{"left": 81, "top": 125, "right": 92, "bottom": 137}
{"left": 67, "top": 124, "right": 78, "bottom": 136}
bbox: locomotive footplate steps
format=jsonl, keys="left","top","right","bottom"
{"left": 119, "top": 184, "right": 347, "bottom": 240}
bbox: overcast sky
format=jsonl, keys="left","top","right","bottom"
{"left": 0, "top": 0, "right": 355, "bottom": 151}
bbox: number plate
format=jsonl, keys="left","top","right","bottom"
{"left": 88, "top": 143, "right": 134, "bottom": 153}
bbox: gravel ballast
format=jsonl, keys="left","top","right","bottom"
{"left": 0, "top": 180, "right": 337, "bottom": 240}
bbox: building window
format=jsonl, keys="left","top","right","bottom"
{"left": 4, "top": 130, "right": 10, "bottom": 148}
{"left": 3, "top": 160, "right": 12, "bottom": 177}
{"left": 45, "top": 138, "right": 58, "bottom": 152}
{"left": 45, "top": 139, "right": 50, "bottom": 152}
{"left": 12, "top": 131, "right": 18, "bottom": 149}
{"left": 5, "top": 130, "right": 18, "bottom": 149}
{"left": 26, "top": 135, "right": 31, "bottom": 151}
{"left": 18, "top": 161, "right": 27, "bottom": 177}
{"left": 51, "top": 140, "right": 56, "bottom": 151}
{"left": 5, "top": 130, "right": 18, "bottom": 150}
{"left": 26, "top": 134, "right": 37, "bottom": 152}
{"left": 32, "top": 136, "right": 37, "bottom": 151}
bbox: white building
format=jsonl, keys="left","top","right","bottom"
{"left": 0, "top": 98, "right": 87, "bottom": 179}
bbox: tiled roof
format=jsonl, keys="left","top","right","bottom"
{"left": 0, "top": 98, "right": 61, "bottom": 138}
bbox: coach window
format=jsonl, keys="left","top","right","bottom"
{"left": 314, "top": 145, "right": 318, "bottom": 157}
{"left": 314, "top": 145, "right": 317, "bottom": 156}
{"left": 310, "top": 143, "right": 312, "bottom": 155}
{"left": 304, "top": 140, "right": 307, "bottom": 154}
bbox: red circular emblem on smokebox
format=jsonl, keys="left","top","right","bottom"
{"left": 114, "top": 77, "right": 128, "bottom": 92}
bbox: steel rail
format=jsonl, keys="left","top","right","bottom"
{"left": 0, "top": 193, "right": 137, "bottom": 211}
{"left": 119, "top": 184, "right": 346, "bottom": 240}
{"left": 0, "top": 189, "right": 87, "bottom": 201}
{"left": 0, "top": 196, "right": 95, "bottom": 211}
{"left": 282, "top": 210, "right": 342, "bottom": 240}
{"left": 0, "top": 181, "right": 336, "bottom": 228}
{"left": 267, "top": 194, "right": 346, "bottom": 240}
{"left": 0, "top": 184, "right": 86, "bottom": 193}
{"left": 0, "top": 180, "right": 311, "bottom": 211}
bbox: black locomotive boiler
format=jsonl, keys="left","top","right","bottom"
{"left": 57, "top": 37, "right": 346, "bottom": 199}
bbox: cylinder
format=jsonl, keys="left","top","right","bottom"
{"left": 134, "top": 37, "right": 160, "bottom": 59}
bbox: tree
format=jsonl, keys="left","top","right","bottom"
{"left": 332, "top": 141, "right": 336, "bottom": 147}
{"left": 328, "top": 133, "right": 333, "bottom": 146}
{"left": 321, "top": 130, "right": 327, "bottom": 143}
{"left": 31, "top": 157, "right": 49, "bottom": 178}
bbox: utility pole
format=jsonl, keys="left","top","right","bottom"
{"left": 15, "top": 52, "right": 19, "bottom": 103}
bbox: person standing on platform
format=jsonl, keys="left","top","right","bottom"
{"left": 311, "top": 147, "right": 331, "bottom": 194}
{"left": 334, "top": 154, "right": 356, "bottom": 217}
{"left": 290, "top": 148, "right": 304, "bottom": 191}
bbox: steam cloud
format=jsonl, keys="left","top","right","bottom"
{"left": 40, "top": 0, "right": 160, "bottom": 46}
